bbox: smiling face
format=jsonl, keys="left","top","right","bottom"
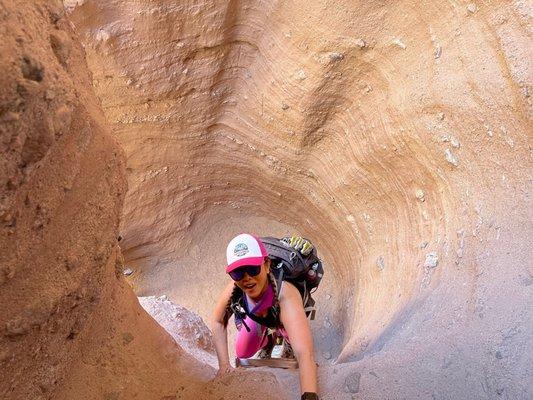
{"left": 234, "top": 258, "right": 271, "bottom": 301}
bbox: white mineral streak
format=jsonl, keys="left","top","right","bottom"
{"left": 138, "top": 296, "right": 217, "bottom": 366}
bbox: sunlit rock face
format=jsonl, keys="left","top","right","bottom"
{"left": 0, "top": 0, "right": 205, "bottom": 398}
{"left": 68, "top": 0, "right": 531, "bottom": 398}
{"left": 1, "top": 1, "right": 289, "bottom": 400}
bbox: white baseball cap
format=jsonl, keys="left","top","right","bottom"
{"left": 226, "top": 233, "right": 267, "bottom": 273}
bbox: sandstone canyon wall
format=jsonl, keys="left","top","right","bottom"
{"left": 1, "top": 0, "right": 532, "bottom": 399}
{"left": 1, "top": 1, "right": 285, "bottom": 399}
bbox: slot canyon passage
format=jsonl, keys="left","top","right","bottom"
{"left": 1, "top": 0, "right": 532, "bottom": 399}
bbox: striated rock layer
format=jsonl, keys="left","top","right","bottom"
{"left": 1, "top": 0, "right": 531, "bottom": 399}
{"left": 69, "top": 0, "right": 532, "bottom": 398}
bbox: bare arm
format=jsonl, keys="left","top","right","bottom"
{"left": 210, "top": 281, "right": 235, "bottom": 375}
{"left": 279, "top": 282, "right": 318, "bottom": 395}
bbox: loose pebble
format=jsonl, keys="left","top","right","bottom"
{"left": 2, "top": 111, "right": 20, "bottom": 122}
{"left": 392, "top": 38, "right": 406, "bottom": 49}
{"left": 467, "top": 4, "right": 477, "bottom": 13}
{"left": 123, "top": 267, "right": 134, "bottom": 276}
{"left": 354, "top": 38, "right": 366, "bottom": 48}
{"left": 424, "top": 252, "right": 439, "bottom": 268}
{"left": 21, "top": 55, "right": 44, "bottom": 82}
{"left": 345, "top": 372, "right": 361, "bottom": 393}
{"left": 122, "top": 332, "right": 134, "bottom": 344}
{"left": 65, "top": 255, "right": 80, "bottom": 271}
{"left": 294, "top": 69, "right": 307, "bottom": 81}
{"left": 329, "top": 52, "right": 344, "bottom": 61}
{"left": 45, "top": 89, "right": 56, "bottom": 101}
{"left": 5, "top": 317, "right": 29, "bottom": 337}
{"left": 445, "top": 149, "right": 459, "bottom": 167}
{"left": 377, "top": 256, "right": 385, "bottom": 271}
{"left": 415, "top": 189, "right": 426, "bottom": 202}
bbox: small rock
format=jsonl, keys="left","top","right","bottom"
{"left": 45, "top": 89, "right": 56, "bottom": 101}
{"left": 325, "top": 293, "right": 332, "bottom": 300}
{"left": 323, "top": 351, "right": 332, "bottom": 360}
{"left": 415, "top": 189, "right": 425, "bottom": 202}
{"left": 467, "top": 4, "right": 477, "bottom": 13}
{"left": 294, "top": 69, "right": 307, "bottom": 81}
{"left": 424, "top": 252, "right": 439, "bottom": 268}
{"left": 2, "top": 111, "right": 20, "bottom": 122}
{"left": 376, "top": 256, "right": 385, "bottom": 271}
{"left": 496, "top": 388, "right": 504, "bottom": 396}
{"left": 437, "top": 112, "right": 445, "bottom": 121}
{"left": 3, "top": 211, "right": 15, "bottom": 224}
{"left": 441, "top": 135, "right": 460, "bottom": 148}
{"left": 434, "top": 45, "right": 442, "bottom": 59}
{"left": 54, "top": 105, "right": 73, "bottom": 137}
{"left": 50, "top": 30, "right": 72, "bottom": 67}
{"left": 450, "top": 137, "right": 461, "bottom": 148}
{"left": 281, "top": 102, "right": 290, "bottom": 110}
{"left": 445, "top": 148, "right": 459, "bottom": 167}
{"left": 122, "top": 332, "right": 134, "bottom": 345}
{"left": 123, "top": 267, "right": 134, "bottom": 276}
{"left": 5, "top": 317, "right": 29, "bottom": 338}
{"left": 329, "top": 52, "right": 344, "bottom": 61}
{"left": 345, "top": 372, "right": 361, "bottom": 393}
{"left": 21, "top": 55, "right": 44, "bottom": 82}
{"left": 354, "top": 38, "right": 366, "bottom": 48}
{"left": 420, "top": 241, "right": 429, "bottom": 249}
{"left": 392, "top": 38, "right": 406, "bottom": 49}
{"left": 65, "top": 255, "right": 80, "bottom": 271}
{"left": 495, "top": 350, "right": 503, "bottom": 359}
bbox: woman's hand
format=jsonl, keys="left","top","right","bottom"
{"left": 216, "top": 364, "right": 235, "bottom": 377}
{"left": 211, "top": 281, "right": 237, "bottom": 378}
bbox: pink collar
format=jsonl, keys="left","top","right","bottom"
{"left": 245, "top": 283, "right": 275, "bottom": 314}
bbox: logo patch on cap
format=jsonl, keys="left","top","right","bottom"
{"left": 234, "top": 243, "right": 249, "bottom": 257}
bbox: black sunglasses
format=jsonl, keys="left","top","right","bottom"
{"left": 229, "top": 265, "right": 262, "bottom": 281}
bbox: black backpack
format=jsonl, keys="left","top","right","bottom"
{"left": 261, "top": 236, "right": 323, "bottom": 320}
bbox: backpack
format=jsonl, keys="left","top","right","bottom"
{"left": 261, "top": 236, "right": 323, "bottom": 321}
{"left": 228, "top": 236, "right": 323, "bottom": 331}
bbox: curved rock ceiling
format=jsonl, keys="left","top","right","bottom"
{"left": 2, "top": 0, "right": 531, "bottom": 399}
{"left": 69, "top": 0, "right": 531, "bottom": 362}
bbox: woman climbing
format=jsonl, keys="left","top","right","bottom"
{"left": 211, "top": 233, "right": 320, "bottom": 400}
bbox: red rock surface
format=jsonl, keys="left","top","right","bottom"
{"left": 1, "top": 0, "right": 531, "bottom": 399}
